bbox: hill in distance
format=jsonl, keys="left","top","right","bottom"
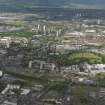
{"left": 0, "top": 0, "right": 105, "bottom": 11}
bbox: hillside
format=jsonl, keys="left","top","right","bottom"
{"left": 0, "top": 0, "right": 105, "bottom": 12}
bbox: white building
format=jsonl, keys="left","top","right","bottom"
{"left": 0, "top": 37, "right": 12, "bottom": 48}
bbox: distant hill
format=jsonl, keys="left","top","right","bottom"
{"left": 0, "top": 0, "right": 105, "bottom": 11}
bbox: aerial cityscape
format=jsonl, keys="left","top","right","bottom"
{"left": 0, "top": 0, "right": 105, "bottom": 105}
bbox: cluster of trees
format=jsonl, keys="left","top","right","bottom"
{"left": 54, "top": 51, "right": 105, "bottom": 66}
{"left": 68, "top": 52, "right": 103, "bottom": 65}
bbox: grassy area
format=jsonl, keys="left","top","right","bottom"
{"left": 3, "top": 69, "right": 49, "bottom": 85}
{"left": 49, "top": 80, "right": 68, "bottom": 92}
{"left": 0, "top": 21, "right": 24, "bottom": 27}
{"left": 68, "top": 51, "right": 103, "bottom": 65}
{"left": 72, "top": 84, "right": 96, "bottom": 96}
{"left": 46, "top": 50, "right": 105, "bottom": 66}
{"left": 3, "top": 69, "right": 66, "bottom": 86}
{"left": 0, "top": 31, "right": 34, "bottom": 37}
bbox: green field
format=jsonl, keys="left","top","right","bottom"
{"left": 68, "top": 52, "right": 103, "bottom": 64}
{"left": 0, "top": 31, "right": 34, "bottom": 38}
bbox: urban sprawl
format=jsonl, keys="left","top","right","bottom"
{"left": 0, "top": 13, "right": 105, "bottom": 105}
